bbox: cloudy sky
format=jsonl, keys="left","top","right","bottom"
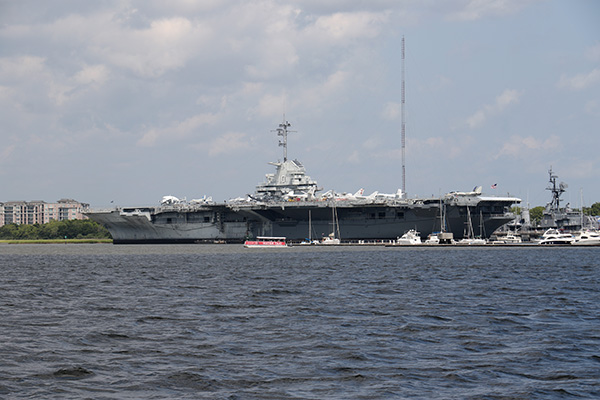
{"left": 1, "top": 0, "right": 599, "bottom": 208}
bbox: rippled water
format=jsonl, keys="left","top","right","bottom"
{"left": 1, "top": 244, "right": 599, "bottom": 399}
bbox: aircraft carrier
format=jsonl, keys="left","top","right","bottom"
{"left": 86, "top": 120, "right": 521, "bottom": 244}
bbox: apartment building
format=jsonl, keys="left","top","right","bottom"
{"left": 0, "top": 199, "right": 89, "bottom": 227}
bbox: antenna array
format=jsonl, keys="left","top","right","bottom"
{"left": 401, "top": 36, "right": 406, "bottom": 195}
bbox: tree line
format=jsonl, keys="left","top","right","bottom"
{"left": 0, "top": 219, "right": 111, "bottom": 240}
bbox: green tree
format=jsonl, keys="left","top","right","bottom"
{"left": 0, "top": 223, "right": 18, "bottom": 239}
{"left": 584, "top": 202, "right": 600, "bottom": 216}
{"left": 39, "top": 220, "right": 60, "bottom": 239}
{"left": 529, "top": 206, "right": 544, "bottom": 226}
{"left": 18, "top": 224, "right": 37, "bottom": 239}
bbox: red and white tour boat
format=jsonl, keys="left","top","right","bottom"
{"left": 243, "top": 236, "right": 288, "bottom": 248}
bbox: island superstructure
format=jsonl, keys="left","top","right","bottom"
{"left": 86, "top": 120, "right": 520, "bottom": 244}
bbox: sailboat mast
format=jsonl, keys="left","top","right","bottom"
{"left": 580, "top": 188, "right": 584, "bottom": 229}
{"left": 308, "top": 209, "right": 312, "bottom": 241}
{"left": 335, "top": 205, "right": 341, "bottom": 240}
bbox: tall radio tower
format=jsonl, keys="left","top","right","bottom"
{"left": 401, "top": 36, "right": 406, "bottom": 196}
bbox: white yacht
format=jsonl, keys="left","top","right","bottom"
{"left": 396, "top": 229, "right": 422, "bottom": 245}
{"left": 457, "top": 237, "right": 487, "bottom": 245}
{"left": 538, "top": 229, "right": 574, "bottom": 245}
{"left": 571, "top": 230, "right": 600, "bottom": 246}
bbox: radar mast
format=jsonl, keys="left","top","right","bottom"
{"left": 272, "top": 115, "right": 296, "bottom": 162}
{"left": 546, "top": 167, "right": 567, "bottom": 211}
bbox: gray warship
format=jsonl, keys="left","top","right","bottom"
{"left": 538, "top": 167, "right": 596, "bottom": 230}
{"left": 86, "top": 120, "right": 521, "bottom": 244}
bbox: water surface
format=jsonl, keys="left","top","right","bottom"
{"left": 1, "top": 244, "right": 598, "bottom": 399}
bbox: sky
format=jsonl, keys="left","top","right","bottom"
{"left": 1, "top": 0, "right": 599, "bottom": 208}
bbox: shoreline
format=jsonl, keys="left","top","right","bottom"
{"left": 0, "top": 239, "right": 113, "bottom": 244}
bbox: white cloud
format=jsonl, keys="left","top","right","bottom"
{"left": 362, "top": 137, "right": 382, "bottom": 150}
{"left": 347, "top": 150, "right": 360, "bottom": 164}
{"left": 244, "top": 41, "right": 299, "bottom": 80}
{"left": 0, "top": 144, "right": 17, "bottom": 163}
{"left": 309, "top": 11, "right": 388, "bottom": 41}
{"left": 0, "top": 56, "right": 64, "bottom": 107}
{"left": 558, "top": 69, "right": 600, "bottom": 91}
{"left": 466, "top": 89, "right": 522, "bottom": 129}
{"left": 74, "top": 64, "right": 110, "bottom": 86}
{"left": 33, "top": 10, "right": 211, "bottom": 78}
{"left": 585, "top": 43, "right": 600, "bottom": 62}
{"left": 91, "top": 17, "right": 210, "bottom": 78}
{"left": 323, "top": 69, "right": 351, "bottom": 91}
{"left": 138, "top": 113, "right": 220, "bottom": 146}
{"left": 407, "top": 136, "right": 467, "bottom": 160}
{"left": 40, "top": 64, "right": 112, "bottom": 107}
{"left": 0, "top": 55, "right": 46, "bottom": 79}
{"left": 252, "top": 93, "right": 288, "bottom": 119}
{"left": 141, "top": 0, "right": 223, "bottom": 15}
{"left": 288, "top": 69, "right": 353, "bottom": 116}
{"left": 564, "top": 160, "right": 597, "bottom": 179}
{"left": 419, "top": 75, "right": 453, "bottom": 93}
{"left": 496, "top": 88, "right": 520, "bottom": 108}
{"left": 496, "top": 135, "right": 561, "bottom": 159}
{"left": 1, "top": 58, "right": 111, "bottom": 107}
{"left": 229, "top": 4, "right": 301, "bottom": 80}
{"left": 425, "top": 137, "right": 445, "bottom": 147}
{"left": 0, "top": 85, "right": 14, "bottom": 102}
{"left": 466, "top": 110, "right": 486, "bottom": 129}
{"left": 0, "top": 0, "right": 597, "bottom": 205}
{"left": 381, "top": 102, "right": 400, "bottom": 120}
{"left": 0, "top": 58, "right": 108, "bottom": 109}
{"left": 446, "top": 0, "right": 536, "bottom": 21}
{"left": 208, "top": 132, "right": 250, "bottom": 156}
{"left": 585, "top": 100, "right": 600, "bottom": 116}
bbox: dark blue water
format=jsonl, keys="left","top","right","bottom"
{"left": 1, "top": 244, "right": 599, "bottom": 399}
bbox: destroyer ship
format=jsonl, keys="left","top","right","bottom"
{"left": 518, "top": 167, "right": 598, "bottom": 234}
{"left": 539, "top": 167, "right": 596, "bottom": 230}
{"left": 86, "top": 120, "right": 521, "bottom": 244}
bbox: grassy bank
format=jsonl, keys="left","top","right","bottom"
{"left": 0, "top": 239, "right": 113, "bottom": 244}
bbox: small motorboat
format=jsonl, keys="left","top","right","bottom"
{"left": 500, "top": 233, "right": 522, "bottom": 244}
{"left": 424, "top": 232, "right": 455, "bottom": 245}
{"left": 424, "top": 234, "right": 440, "bottom": 245}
